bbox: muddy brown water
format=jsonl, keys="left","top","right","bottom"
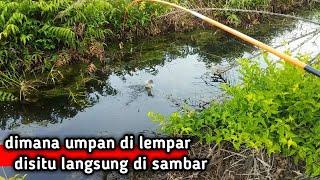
{"left": 0, "top": 10, "right": 320, "bottom": 179}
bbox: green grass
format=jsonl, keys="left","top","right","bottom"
{"left": 149, "top": 54, "right": 320, "bottom": 176}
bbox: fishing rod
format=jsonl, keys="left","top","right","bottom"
{"left": 133, "top": 0, "right": 320, "bottom": 77}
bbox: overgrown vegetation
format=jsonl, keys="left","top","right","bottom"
{"left": 0, "top": 0, "right": 167, "bottom": 103}
{"left": 0, "top": 0, "right": 313, "bottom": 104}
{"left": 0, "top": 0, "right": 319, "bottom": 178}
{"left": 149, "top": 55, "right": 320, "bottom": 176}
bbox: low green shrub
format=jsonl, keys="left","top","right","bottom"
{"left": 225, "top": 0, "right": 270, "bottom": 9}
{"left": 149, "top": 55, "right": 320, "bottom": 176}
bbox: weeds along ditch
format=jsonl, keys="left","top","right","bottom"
{"left": 147, "top": 5, "right": 320, "bottom": 179}
{"left": 150, "top": 55, "right": 320, "bottom": 177}
{"left": 0, "top": 0, "right": 167, "bottom": 103}
{"left": 0, "top": 13, "right": 317, "bottom": 133}
{"left": 0, "top": 0, "right": 314, "bottom": 104}
{"left": 0, "top": 0, "right": 320, "bottom": 178}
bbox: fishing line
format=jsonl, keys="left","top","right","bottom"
{"left": 134, "top": 0, "right": 320, "bottom": 77}
{"left": 158, "top": 8, "right": 320, "bottom": 26}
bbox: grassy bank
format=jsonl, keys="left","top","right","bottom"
{"left": 149, "top": 54, "right": 320, "bottom": 177}
{"left": 0, "top": 0, "right": 314, "bottom": 103}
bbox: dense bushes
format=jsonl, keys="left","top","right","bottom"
{"left": 149, "top": 55, "right": 320, "bottom": 176}
{"left": 0, "top": 0, "right": 168, "bottom": 102}
{"left": 0, "top": 0, "right": 167, "bottom": 76}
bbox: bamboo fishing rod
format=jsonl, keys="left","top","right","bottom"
{"left": 134, "top": 0, "right": 320, "bottom": 77}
